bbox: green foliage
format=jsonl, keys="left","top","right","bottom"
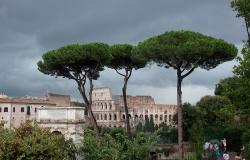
{"left": 79, "top": 128, "right": 156, "bottom": 160}
{"left": 144, "top": 115, "right": 150, "bottom": 132}
{"left": 231, "top": 0, "right": 250, "bottom": 44}
{"left": 203, "top": 126, "right": 224, "bottom": 140}
{"left": 242, "top": 129, "right": 250, "bottom": 144}
{"left": 71, "top": 101, "right": 86, "bottom": 107}
{"left": 173, "top": 103, "right": 200, "bottom": 141}
{"left": 108, "top": 44, "right": 147, "bottom": 70}
{"left": 38, "top": 42, "right": 110, "bottom": 80}
{"left": 223, "top": 125, "right": 246, "bottom": 152}
{"left": 215, "top": 47, "right": 250, "bottom": 124}
{"left": 196, "top": 95, "right": 236, "bottom": 127}
{"left": 0, "top": 121, "right": 76, "bottom": 160}
{"left": 234, "top": 47, "right": 250, "bottom": 79}
{"left": 156, "top": 124, "right": 178, "bottom": 144}
{"left": 149, "top": 115, "right": 155, "bottom": 132}
{"left": 136, "top": 122, "right": 143, "bottom": 132}
{"left": 137, "top": 30, "right": 237, "bottom": 71}
{"left": 189, "top": 123, "right": 205, "bottom": 160}
{"left": 243, "top": 145, "right": 250, "bottom": 160}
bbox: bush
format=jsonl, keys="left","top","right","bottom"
{"left": 79, "top": 128, "right": 156, "bottom": 160}
{"left": 203, "top": 126, "right": 224, "bottom": 140}
{"left": 0, "top": 121, "right": 76, "bottom": 160}
{"left": 242, "top": 129, "right": 250, "bottom": 144}
{"left": 243, "top": 145, "right": 250, "bottom": 160}
{"left": 223, "top": 126, "right": 246, "bottom": 152}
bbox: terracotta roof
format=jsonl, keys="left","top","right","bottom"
{"left": 0, "top": 98, "right": 56, "bottom": 105}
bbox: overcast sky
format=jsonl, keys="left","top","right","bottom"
{"left": 0, "top": 0, "right": 247, "bottom": 104}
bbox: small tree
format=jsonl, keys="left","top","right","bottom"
{"left": 231, "top": 0, "right": 250, "bottom": 46}
{"left": 149, "top": 115, "right": 155, "bottom": 132}
{"left": 107, "top": 44, "right": 147, "bottom": 138}
{"left": 137, "top": 30, "right": 237, "bottom": 157}
{"left": 144, "top": 115, "right": 150, "bottom": 132}
{"left": 38, "top": 43, "right": 110, "bottom": 134}
{"left": 196, "top": 95, "right": 236, "bottom": 127}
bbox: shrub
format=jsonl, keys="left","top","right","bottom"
{"left": 242, "top": 129, "right": 250, "bottom": 144}
{"left": 223, "top": 126, "right": 246, "bottom": 152}
{"left": 79, "top": 128, "right": 156, "bottom": 160}
{"left": 0, "top": 121, "right": 76, "bottom": 160}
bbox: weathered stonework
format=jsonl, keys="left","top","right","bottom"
{"left": 0, "top": 93, "right": 85, "bottom": 143}
{"left": 37, "top": 106, "right": 85, "bottom": 143}
{"left": 92, "top": 87, "right": 177, "bottom": 128}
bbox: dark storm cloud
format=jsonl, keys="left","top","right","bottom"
{"left": 0, "top": 0, "right": 246, "bottom": 103}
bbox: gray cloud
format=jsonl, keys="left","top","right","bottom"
{"left": 0, "top": 0, "right": 246, "bottom": 103}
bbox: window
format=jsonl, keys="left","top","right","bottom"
{"left": 104, "top": 114, "right": 107, "bottom": 120}
{"left": 109, "top": 114, "right": 112, "bottom": 120}
{"left": 21, "top": 107, "right": 24, "bottom": 112}
{"left": 122, "top": 114, "right": 125, "bottom": 120}
{"left": 35, "top": 108, "right": 37, "bottom": 112}
{"left": 4, "top": 107, "right": 8, "bottom": 112}
{"left": 114, "top": 114, "right": 117, "bottom": 121}
{"left": 13, "top": 107, "right": 15, "bottom": 112}
{"left": 0, "top": 107, "right": 1, "bottom": 112}
{"left": 27, "top": 106, "right": 31, "bottom": 115}
{"left": 109, "top": 103, "right": 112, "bottom": 110}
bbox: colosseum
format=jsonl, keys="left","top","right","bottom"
{"left": 92, "top": 87, "right": 177, "bottom": 128}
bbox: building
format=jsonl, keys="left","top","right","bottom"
{"left": 92, "top": 87, "right": 177, "bottom": 128}
{"left": 37, "top": 106, "right": 85, "bottom": 143}
{"left": 0, "top": 93, "right": 85, "bottom": 143}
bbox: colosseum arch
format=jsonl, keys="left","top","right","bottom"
{"left": 139, "top": 114, "right": 143, "bottom": 119}
{"left": 104, "top": 114, "right": 107, "bottom": 120}
{"left": 114, "top": 114, "right": 117, "bottom": 121}
{"left": 164, "top": 115, "right": 167, "bottom": 122}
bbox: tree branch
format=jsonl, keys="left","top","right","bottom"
{"left": 115, "top": 69, "right": 126, "bottom": 77}
{"left": 181, "top": 66, "right": 196, "bottom": 79}
{"left": 127, "top": 69, "right": 132, "bottom": 79}
{"left": 165, "top": 61, "right": 177, "bottom": 69}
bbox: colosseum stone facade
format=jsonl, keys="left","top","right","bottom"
{"left": 92, "top": 87, "right": 177, "bottom": 128}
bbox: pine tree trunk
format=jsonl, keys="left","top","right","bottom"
{"left": 177, "top": 69, "right": 184, "bottom": 158}
{"left": 89, "top": 78, "right": 100, "bottom": 135}
{"left": 77, "top": 79, "right": 99, "bottom": 135}
{"left": 123, "top": 76, "right": 132, "bottom": 139}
